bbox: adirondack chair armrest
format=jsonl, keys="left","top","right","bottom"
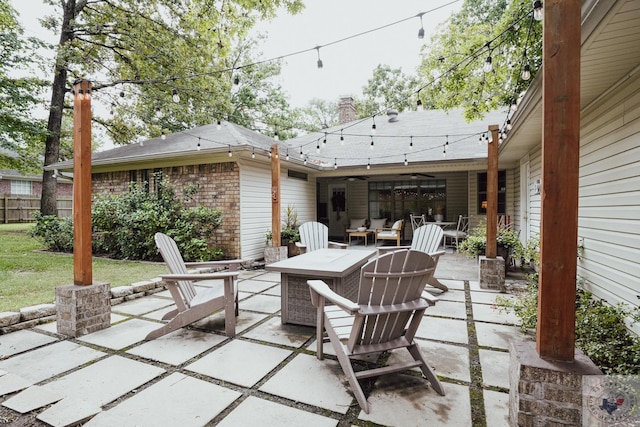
{"left": 429, "top": 250, "right": 446, "bottom": 260}
{"left": 376, "top": 245, "right": 411, "bottom": 256}
{"left": 328, "top": 241, "right": 348, "bottom": 249}
{"left": 308, "top": 279, "right": 359, "bottom": 314}
{"left": 184, "top": 259, "right": 244, "bottom": 271}
{"left": 159, "top": 271, "right": 239, "bottom": 283}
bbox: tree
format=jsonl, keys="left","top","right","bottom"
{"left": 0, "top": 0, "right": 48, "bottom": 173}
{"left": 37, "top": 0, "right": 304, "bottom": 215}
{"left": 294, "top": 98, "right": 338, "bottom": 132}
{"left": 355, "top": 64, "right": 419, "bottom": 118}
{"left": 417, "top": 0, "right": 542, "bottom": 121}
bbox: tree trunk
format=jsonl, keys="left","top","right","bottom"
{"left": 41, "top": 0, "right": 77, "bottom": 215}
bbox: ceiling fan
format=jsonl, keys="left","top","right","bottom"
{"left": 344, "top": 176, "right": 369, "bottom": 181}
{"left": 399, "top": 172, "right": 435, "bottom": 179}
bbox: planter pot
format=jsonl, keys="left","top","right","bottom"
{"left": 264, "top": 246, "right": 288, "bottom": 264}
{"left": 287, "top": 242, "right": 301, "bottom": 257}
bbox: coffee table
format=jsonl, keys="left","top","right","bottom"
{"left": 348, "top": 230, "right": 374, "bottom": 246}
{"left": 266, "top": 248, "right": 376, "bottom": 326}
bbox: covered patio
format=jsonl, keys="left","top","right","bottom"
{"left": 0, "top": 251, "right": 529, "bottom": 426}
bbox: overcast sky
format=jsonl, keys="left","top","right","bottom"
{"left": 11, "top": 0, "right": 461, "bottom": 109}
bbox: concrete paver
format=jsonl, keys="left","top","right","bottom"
{"left": 2, "top": 386, "right": 63, "bottom": 414}
{"left": 0, "top": 330, "right": 57, "bottom": 357}
{"left": 478, "top": 349, "right": 511, "bottom": 389}
{"left": 217, "top": 396, "right": 338, "bottom": 427}
{"left": 0, "top": 341, "right": 105, "bottom": 384}
{"left": 77, "top": 318, "right": 161, "bottom": 350}
{"left": 186, "top": 340, "right": 291, "bottom": 387}
{"left": 84, "top": 373, "right": 241, "bottom": 427}
{"left": 127, "top": 329, "right": 226, "bottom": 365}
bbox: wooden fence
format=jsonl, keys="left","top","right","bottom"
{"left": 1, "top": 196, "right": 73, "bottom": 223}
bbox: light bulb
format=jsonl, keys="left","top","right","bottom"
{"left": 172, "top": 89, "right": 180, "bottom": 103}
{"left": 533, "top": 1, "right": 543, "bottom": 21}
{"left": 417, "top": 14, "right": 425, "bottom": 39}
{"left": 286, "top": 151, "right": 290, "bottom": 161}
{"left": 140, "top": 140, "right": 144, "bottom": 147}
{"left": 273, "top": 132, "right": 279, "bottom": 141}
{"left": 404, "top": 155, "right": 408, "bottom": 166}
{"left": 299, "top": 147, "right": 304, "bottom": 158}
{"left": 507, "top": 120, "right": 513, "bottom": 130}
{"left": 370, "top": 139, "right": 374, "bottom": 150}
{"left": 228, "top": 145, "right": 232, "bottom": 157}
{"left": 217, "top": 120, "right": 222, "bottom": 130}
{"left": 416, "top": 98, "right": 423, "bottom": 111}
{"left": 522, "top": 64, "right": 531, "bottom": 80}
{"left": 367, "top": 159, "right": 371, "bottom": 170}
{"left": 161, "top": 131, "right": 166, "bottom": 140}
{"left": 334, "top": 159, "right": 337, "bottom": 169}
{"left": 316, "top": 47, "right": 323, "bottom": 69}
{"left": 483, "top": 55, "right": 493, "bottom": 73}
{"left": 251, "top": 150, "right": 255, "bottom": 159}
{"left": 233, "top": 76, "right": 240, "bottom": 85}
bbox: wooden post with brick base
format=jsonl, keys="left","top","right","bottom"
{"left": 56, "top": 80, "right": 110, "bottom": 337}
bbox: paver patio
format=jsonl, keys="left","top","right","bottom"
{"left": 0, "top": 251, "right": 530, "bottom": 426}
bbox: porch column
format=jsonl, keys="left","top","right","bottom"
{"left": 537, "top": 0, "right": 581, "bottom": 362}
{"left": 271, "top": 144, "right": 281, "bottom": 245}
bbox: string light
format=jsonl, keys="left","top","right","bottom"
{"left": 410, "top": 136, "right": 414, "bottom": 150}
{"left": 417, "top": 13, "right": 425, "bottom": 39}
{"left": 140, "top": 140, "right": 144, "bottom": 147}
{"left": 316, "top": 46, "right": 323, "bottom": 69}
{"left": 370, "top": 136, "right": 374, "bottom": 150}
{"left": 483, "top": 53, "right": 493, "bottom": 73}
{"left": 303, "top": 157, "right": 307, "bottom": 165}
{"left": 522, "top": 63, "right": 531, "bottom": 80}
{"left": 340, "top": 129, "right": 344, "bottom": 145}
{"left": 299, "top": 146, "right": 304, "bottom": 158}
{"left": 506, "top": 119, "right": 513, "bottom": 130}
{"left": 334, "top": 158, "right": 338, "bottom": 169}
{"left": 443, "top": 144, "right": 447, "bottom": 158}
{"left": 416, "top": 98, "right": 423, "bottom": 110}
{"left": 404, "top": 154, "right": 408, "bottom": 166}
{"left": 119, "top": 91, "right": 124, "bottom": 98}
{"left": 371, "top": 115, "right": 377, "bottom": 134}
{"left": 367, "top": 158, "right": 371, "bottom": 170}
{"left": 286, "top": 149, "right": 290, "bottom": 161}
{"left": 197, "top": 137, "right": 201, "bottom": 151}
{"left": 161, "top": 130, "right": 166, "bottom": 140}
{"left": 228, "top": 145, "right": 232, "bottom": 157}
{"left": 533, "top": 0, "right": 543, "bottom": 21}
{"left": 322, "top": 133, "right": 327, "bottom": 146}
{"left": 316, "top": 142, "right": 320, "bottom": 153}
{"left": 217, "top": 119, "right": 222, "bottom": 130}
{"left": 273, "top": 131, "right": 279, "bottom": 141}
{"left": 251, "top": 148, "right": 255, "bottom": 159}
{"left": 233, "top": 75, "right": 240, "bottom": 85}
{"left": 172, "top": 88, "right": 180, "bottom": 103}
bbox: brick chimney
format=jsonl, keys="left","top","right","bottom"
{"left": 338, "top": 96, "right": 356, "bottom": 124}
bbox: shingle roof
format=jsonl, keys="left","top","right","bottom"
{"left": 280, "top": 108, "right": 507, "bottom": 169}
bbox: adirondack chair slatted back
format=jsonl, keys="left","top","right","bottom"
{"left": 353, "top": 250, "right": 435, "bottom": 349}
{"left": 155, "top": 233, "right": 197, "bottom": 306}
{"left": 410, "top": 224, "right": 444, "bottom": 254}
{"left": 298, "top": 221, "right": 329, "bottom": 252}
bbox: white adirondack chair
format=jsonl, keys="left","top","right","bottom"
{"left": 296, "top": 221, "right": 348, "bottom": 254}
{"left": 308, "top": 249, "right": 446, "bottom": 414}
{"left": 377, "top": 224, "right": 448, "bottom": 291}
{"left": 146, "top": 232, "right": 243, "bottom": 340}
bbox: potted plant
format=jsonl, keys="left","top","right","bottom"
{"left": 281, "top": 204, "right": 301, "bottom": 256}
{"left": 458, "top": 222, "right": 522, "bottom": 273}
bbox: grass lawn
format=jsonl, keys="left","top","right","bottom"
{"left": 0, "top": 223, "right": 168, "bottom": 312}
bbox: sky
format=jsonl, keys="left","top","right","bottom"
{"left": 10, "top": 0, "right": 462, "bottom": 109}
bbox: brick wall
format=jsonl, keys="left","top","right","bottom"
{"left": 92, "top": 162, "right": 241, "bottom": 258}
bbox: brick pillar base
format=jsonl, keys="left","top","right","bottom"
{"left": 509, "top": 340, "right": 602, "bottom": 426}
{"left": 56, "top": 282, "right": 111, "bottom": 337}
{"left": 479, "top": 255, "right": 505, "bottom": 290}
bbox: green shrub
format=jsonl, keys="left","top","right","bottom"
{"left": 497, "top": 279, "right": 640, "bottom": 375}
{"left": 32, "top": 180, "right": 224, "bottom": 261}
{"left": 458, "top": 222, "right": 523, "bottom": 259}
{"left": 29, "top": 212, "right": 74, "bottom": 252}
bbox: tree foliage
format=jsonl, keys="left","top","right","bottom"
{"left": 0, "top": 0, "right": 49, "bottom": 173}
{"left": 355, "top": 64, "right": 419, "bottom": 118}
{"left": 36, "top": 0, "right": 304, "bottom": 214}
{"left": 417, "top": 0, "right": 542, "bottom": 121}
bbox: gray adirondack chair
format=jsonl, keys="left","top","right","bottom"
{"left": 377, "top": 224, "right": 448, "bottom": 291}
{"left": 296, "top": 221, "right": 348, "bottom": 254}
{"left": 308, "top": 249, "right": 446, "bottom": 414}
{"left": 146, "top": 232, "right": 242, "bottom": 340}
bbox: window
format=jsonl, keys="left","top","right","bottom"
{"left": 477, "top": 170, "right": 506, "bottom": 214}
{"left": 369, "top": 179, "right": 446, "bottom": 221}
{"left": 10, "top": 180, "right": 32, "bottom": 195}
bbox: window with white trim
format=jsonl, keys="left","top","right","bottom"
{"left": 10, "top": 180, "right": 32, "bottom": 195}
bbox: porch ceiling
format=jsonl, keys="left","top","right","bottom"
{"left": 499, "top": 0, "right": 640, "bottom": 166}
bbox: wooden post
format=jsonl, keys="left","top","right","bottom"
{"left": 537, "top": 0, "right": 581, "bottom": 361}
{"left": 271, "top": 144, "right": 281, "bottom": 246}
{"left": 486, "top": 125, "right": 500, "bottom": 259}
{"left": 72, "top": 80, "right": 93, "bottom": 286}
